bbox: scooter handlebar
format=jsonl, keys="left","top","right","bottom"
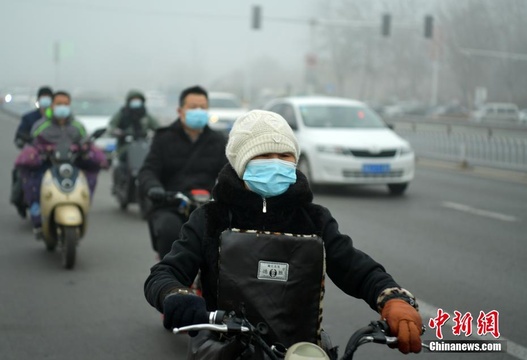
{"left": 172, "top": 311, "right": 428, "bottom": 360}
{"left": 173, "top": 310, "right": 250, "bottom": 334}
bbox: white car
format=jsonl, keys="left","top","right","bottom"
{"left": 72, "top": 96, "right": 121, "bottom": 161}
{"left": 263, "top": 96, "right": 415, "bottom": 195}
{"left": 472, "top": 102, "right": 521, "bottom": 124}
{"left": 208, "top": 92, "right": 248, "bottom": 136}
{"left": 519, "top": 109, "right": 527, "bottom": 124}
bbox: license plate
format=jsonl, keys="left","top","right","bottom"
{"left": 362, "top": 164, "right": 390, "bottom": 174}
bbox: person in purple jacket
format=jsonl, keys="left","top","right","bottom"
{"left": 14, "top": 91, "right": 107, "bottom": 239}
{"left": 10, "top": 86, "right": 54, "bottom": 218}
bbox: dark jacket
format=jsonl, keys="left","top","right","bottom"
{"left": 107, "top": 90, "right": 159, "bottom": 155}
{"left": 144, "top": 164, "right": 400, "bottom": 313}
{"left": 15, "top": 109, "right": 43, "bottom": 145}
{"left": 138, "top": 119, "right": 228, "bottom": 203}
{"left": 31, "top": 115, "right": 86, "bottom": 144}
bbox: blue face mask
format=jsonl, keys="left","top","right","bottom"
{"left": 53, "top": 105, "right": 71, "bottom": 119}
{"left": 185, "top": 109, "right": 209, "bottom": 129}
{"left": 38, "top": 96, "right": 52, "bottom": 109}
{"left": 243, "top": 158, "right": 297, "bottom": 198}
{"left": 129, "top": 99, "right": 143, "bottom": 109}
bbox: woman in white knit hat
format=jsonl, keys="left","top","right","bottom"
{"left": 144, "top": 110, "right": 422, "bottom": 359}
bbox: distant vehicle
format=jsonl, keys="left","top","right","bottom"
{"left": 0, "top": 88, "right": 36, "bottom": 115}
{"left": 519, "top": 109, "right": 527, "bottom": 124}
{"left": 382, "top": 104, "right": 405, "bottom": 118}
{"left": 263, "top": 96, "right": 415, "bottom": 195}
{"left": 145, "top": 90, "right": 173, "bottom": 125}
{"left": 472, "top": 102, "right": 520, "bottom": 123}
{"left": 71, "top": 96, "right": 121, "bottom": 162}
{"left": 428, "top": 104, "right": 470, "bottom": 119}
{"left": 208, "top": 92, "right": 248, "bottom": 137}
{"left": 383, "top": 101, "right": 427, "bottom": 118}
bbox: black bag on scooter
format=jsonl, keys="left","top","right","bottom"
{"left": 217, "top": 228, "right": 326, "bottom": 348}
{"left": 187, "top": 227, "right": 326, "bottom": 359}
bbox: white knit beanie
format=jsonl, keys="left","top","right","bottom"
{"left": 226, "top": 110, "right": 300, "bottom": 178}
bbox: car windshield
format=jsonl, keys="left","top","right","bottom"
{"left": 209, "top": 97, "right": 242, "bottom": 108}
{"left": 299, "top": 104, "right": 386, "bottom": 128}
{"left": 72, "top": 98, "right": 120, "bottom": 116}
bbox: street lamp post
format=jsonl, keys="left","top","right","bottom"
{"left": 54, "top": 41, "right": 60, "bottom": 87}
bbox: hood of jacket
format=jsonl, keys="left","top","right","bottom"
{"left": 126, "top": 90, "right": 145, "bottom": 103}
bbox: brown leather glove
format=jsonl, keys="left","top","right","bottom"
{"left": 381, "top": 299, "right": 423, "bottom": 354}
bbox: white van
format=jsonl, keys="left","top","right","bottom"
{"left": 263, "top": 96, "right": 415, "bottom": 195}
{"left": 473, "top": 102, "right": 520, "bottom": 123}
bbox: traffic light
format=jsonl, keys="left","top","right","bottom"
{"left": 252, "top": 5, "right": 262, "bottom": 30}
{"left": 424, "top": 15, "right": 433, "bottom": 38}
{"left": 381, "top": 14, "right": 391, "bottom": 37}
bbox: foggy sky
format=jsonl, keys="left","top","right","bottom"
{"left": 0, "top": 0, "right": 319, "bottom": 95}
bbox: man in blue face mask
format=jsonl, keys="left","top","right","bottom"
{"left": 13, "top": 86, "right": 53, "bottom": 148}
{"left": 138, "top": 85, "right": 228, "bottom": 259}
{"left": 107, "top": 89, "right": 159, "bottom": 201}
{"left": 14, "top": 91, "right": 107, "bottom": 238}
{"left": 108, "top": 89, "right": 160, "bottom": 157}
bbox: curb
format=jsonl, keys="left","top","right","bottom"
{"left": 416, "top": 157, "right": 527, "bottom": 185}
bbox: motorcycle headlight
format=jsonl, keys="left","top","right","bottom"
{"left": 59, "top": 164, "right": 74, "bottom": 178}
{"left": 61, "top": 178, "right": 74, "bottom": 190}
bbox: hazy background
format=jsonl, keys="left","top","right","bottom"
{"left": 2, "top": 0, "right": 526, "bottom": 109}
{"left": 0, "top": 0, "right": 318, "bottom": 102}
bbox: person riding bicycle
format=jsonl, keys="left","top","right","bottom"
{"left": 14, "top": 91, "right": 107, "bottom": 239}
{"left": 107, "top": 90, "right": 159, "bottom": 192}
{"left": 144, "top": 110, "right": 423, "bottom": 359}
{"left": 138, "top": 85, "right": 227, "bottom": 259}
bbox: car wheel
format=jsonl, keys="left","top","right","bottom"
{"left": 387, "top": 182, "right": 409, "bottom": 196}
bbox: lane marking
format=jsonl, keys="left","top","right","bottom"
{"left": 419, "top": 300, "right": 527, "bottom": 359}
{"left": 442, "top": 201, "right": 517, "bottom": 222}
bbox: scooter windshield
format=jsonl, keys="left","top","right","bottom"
{"left": 54, "top": 140, "right": 74, "bottom": 162}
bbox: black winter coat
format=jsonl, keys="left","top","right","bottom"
{"left": 144, "top": 164, "right": 400, "bottom": 313}
{"left": 138, "top": 120, "right": 227, "bottom": 208}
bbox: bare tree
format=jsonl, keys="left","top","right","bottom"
{"left": 316, "top": 0, "right": 527, "bottom": 108}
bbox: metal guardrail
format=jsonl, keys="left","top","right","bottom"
{"left": 387, "top": 116, "right": 527, "bottom": 172}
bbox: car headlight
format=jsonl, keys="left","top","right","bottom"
{"left": 316, "top": 145, "right": 347, "bottom": 154}
{"left": 59, "top": 164, "right": 74, "bottom": 178}
{"left": 209, "top": 114, "right": 219, "bottom": 123}
{"left": 400, "top": 147, "right": 413, "bottom": 156}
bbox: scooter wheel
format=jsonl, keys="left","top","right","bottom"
{"left": 61, "top": 226, "right": 79, "bottom": 269}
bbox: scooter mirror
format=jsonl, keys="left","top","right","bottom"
{"left": 91, "top": 128, "right": 107, "bottom": 139}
